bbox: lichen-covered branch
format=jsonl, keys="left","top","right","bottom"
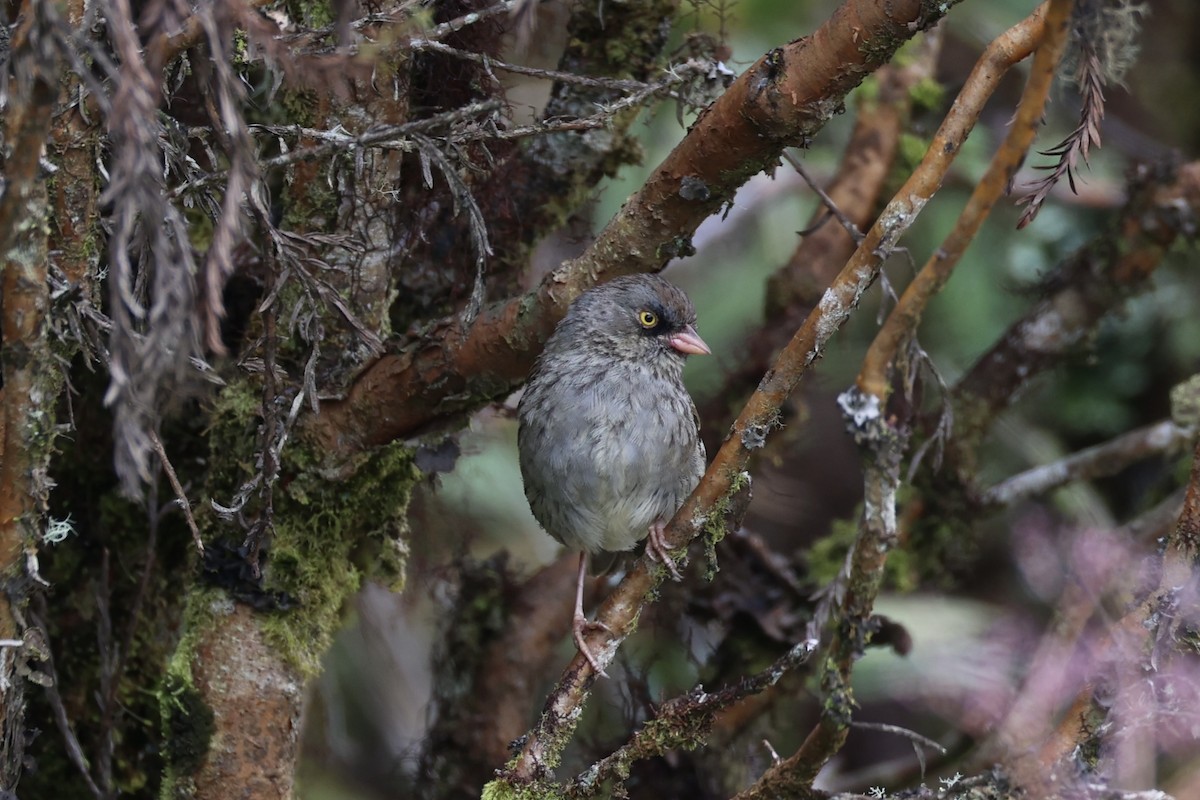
{"left": 981, "top": 419, "right": 1195, "bottom": 507}
{"left": 731, "top": 388, "right": 906, "bottom": 800}
{"left": 308, "top": 0, "right": 968, "bottom": 459}
{"left": 571, "top": 640, "right": 815, "bottom": 798}
{"left": 0, "top": 0, "right": 62, "bottom": 788}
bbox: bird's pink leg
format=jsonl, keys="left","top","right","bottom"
{"left": 645, "top": 520, "right": 683, "bottom": 581}
{"left": 572, "top": 552, "right": 612, "bottom": 676}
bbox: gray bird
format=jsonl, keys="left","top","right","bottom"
{"left": 517, "top": 274, "right": 710, "bottom": 672}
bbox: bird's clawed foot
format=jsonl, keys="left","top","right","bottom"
{"left": 646, "top": 521, "right": 683, "bottom": 581}
{"left": 573, "top": 613, "right": 612, "bottom": 677}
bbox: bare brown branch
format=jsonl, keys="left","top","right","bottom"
{"left": 181, "top": 604, "right": 303, "bottom": 800}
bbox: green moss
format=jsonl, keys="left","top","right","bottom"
{"left": 856, "top": 75, "right": 881, "bottom": 107}
{"left": 805, "top": 511, "right": 920, "bottom": 591}
{"left": 232, "top": 29, "right": 250, "bottom": 66}
{"left": 200, "top": 370, "right": 419, "bottom": 676}
{"left": 817, "top": 655, "right": 856, "bottom": 727}
{"left": 159, "top": 671, "right": 215, "bottom": 778}
{"left": 898, "top": 132, "right": 930, "bottom": 172}
{"left": 259, "top": 441, "right": 417, "bottom": 675}
{"left": 281, "top": 161, "right": 339, "bottom": 231}
{"left": 185, "top": 204, "right": 215, "bottom": 251}
{"left": 286, "top": 0, "right": 334, "bottom": 29}
{"left": 481, "top": 780, "right": 566, "bottom": 800}
{"left": 805, "top": 517, "right": 857, "bottom": 586}
{"left": 1171, "top": 372, "right": 1200, "bottom": 427}
{"left": 908, "top": 76, "right": 945, "bottom": 113}
{"left": 702, "top": 470, "right": 751, "bottom": 581}
{"left": 157, "top": 585, "right": 228, "bottom": 798}
{"left": 279, "top": 88, "right": 320, "bottom": 130}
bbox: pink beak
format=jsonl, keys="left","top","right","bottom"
{"left": 667, "top": 324, "right": 712, "bottom": 356}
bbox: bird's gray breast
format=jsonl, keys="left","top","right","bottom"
{"left": 518, "top": 357, "right": 703, "bottom": 555}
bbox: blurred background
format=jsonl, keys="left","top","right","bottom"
{"left": 297, "top": 1, "right": 1200, "bottom": 797}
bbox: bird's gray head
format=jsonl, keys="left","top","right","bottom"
{"left": 548, "top": 274, "right": 711, "bottom": 371}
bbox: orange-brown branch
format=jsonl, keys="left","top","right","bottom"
{"left": 858, "top": 0, "right": 1074, "bottom": 403}
{"left": 735, "top": 8, "right": 1071, "bottom": 795}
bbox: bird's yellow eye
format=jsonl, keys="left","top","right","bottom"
{"left": 638, "top": 310, "right": 659, "bottom": 328}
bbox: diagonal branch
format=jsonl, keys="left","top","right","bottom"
{"left": 700, "top": 31, "right": 944, "bottom": 443}
{"left": 857, "top": 0, "right": 1075, "bottom": 404}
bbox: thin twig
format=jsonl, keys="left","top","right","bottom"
{"left": 982, "top": 420, "right": 1195, "bottom": 507}
{"left": 243, "top": 296, "right": 279, "bottom": 572}
{"left": 850, "top": 721, "right": 948, "bottom": 755}
{"left": 409, "top": 38, "right": 647, "bottom": 91}
{"left": 31, "top": 600, "right": 104, "bottom": 800}
{"left": 150, "top": 431, "right": 204, "bottom": 553}
{"left": 418, "top": 0, "right": 522, "bottom": 42}
{"left": 784, "top": 150, "right": 865, "bottom": 245}
{"left": 170, "top": 100, "right": 503, "bottom": 198}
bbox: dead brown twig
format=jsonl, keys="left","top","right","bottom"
{"left": 1017, "top": 40, "right": 1107, "bottom": 228}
